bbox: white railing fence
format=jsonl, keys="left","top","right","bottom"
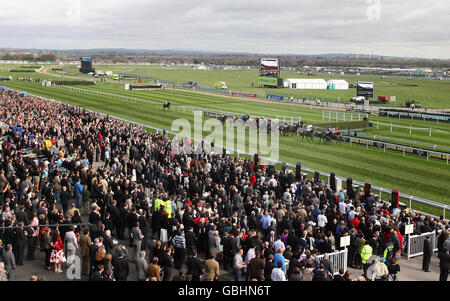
{"left": 406, "top": 230, "right": 442, "bottom": 260}
{"left": 322, "top": 111, "right": 368, "bottom": 122}
{"left": 316, "top": 249, "right": 348, "bottom": 275}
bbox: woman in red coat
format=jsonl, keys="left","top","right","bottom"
{"left": 49, "top": 229, "right": 66, "bottom": 273}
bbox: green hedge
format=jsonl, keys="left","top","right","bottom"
{"left": 53, "top": 80, "right": 95, "bottom": 85}
{"left": 9, "top": 69, "right": 35, "bottom": 72}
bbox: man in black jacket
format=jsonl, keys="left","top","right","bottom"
{"left": 186, "top": 249, "right": 203, "bottom": 281}
{"left": 422, "top": 235, "right": 433, "bottom": 272}
{"left": 60, "top": 186, "right": 71, "bottom": 215}
{"left": 221, "top": 232, "right": 233, "bottom": 270}
{"left": 16, "top": 205, "right": 29, "bottom": 225}
{"left": 107, "top": 200, "right": 120, "bottom": 236}
{"left": 14, "top": 222, "right": 27, "bottom": 265}
{"left": 264, "top": 254, "right": 274, "bottom": 281}
{"left": 185, "top": 226, "right": 197, "bottom": 256}
{"left": 118, "top": 203, "right": 129, "bottom": 240}
{"left": 113, "top": 251, "right": 129, "bottom": 281}
{"left": 438, "top": 247, "right": 449, "bottom": 281}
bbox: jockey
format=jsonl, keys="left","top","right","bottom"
{"left": 164, "top": 100, "right": 169, "bottom": 106}
{"left": 307, "top": 124, "right": 312, "bottom": 132}
{"left": 331, "top": 127, "right": 337, "bottom": 134}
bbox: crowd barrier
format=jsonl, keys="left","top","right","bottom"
{"left": 342, "top": 135, "right": 450, "bottom": 163}
{"left": 315, "top": 249, "right": 348, "bottom": 275}
{"left": 406, "top": 230, "right": 442, "bottom": 259}
{"left": 322, "top": 111, "right": 368, "bottom": 122}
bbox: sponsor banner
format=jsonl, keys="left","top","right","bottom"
{"left": 379, "top": 109, "right": 450, "bottom": 122}
{"left": 257, "top": 76, "right": 278, "bottom": 86}
{"left": 231, "top": 92, "right": 257, "bottom": 98}
{"left": 342, "top": 136, "right": 450, "bottom": 161}
{"left": 266, "top": 94, "right": 284, "bottom": 101}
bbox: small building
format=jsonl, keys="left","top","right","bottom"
{"left": 327, "top": 79, "right": 349, "bottom": 90}
{"left": 283, "top": 78, "right": 327, "bottom": 89}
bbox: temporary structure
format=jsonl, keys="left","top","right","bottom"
{"left": 283, "top": 78, "right": 327, "bottom": 89}
{"left": 327, "top": 79, "right": 349, "bottom": 90}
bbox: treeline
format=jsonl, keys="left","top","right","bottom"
{"left": 1, "top": 52, "right": 56, "bottom": 62}
{"left": 2, "top": 49, "right": 449, "bottom": 69}
{"left": 9, "top": 69, "right": 35, "bottom": 72}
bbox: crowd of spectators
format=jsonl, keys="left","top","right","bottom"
{"left": 0, "top": 88, "right": 448, "bottom": 281}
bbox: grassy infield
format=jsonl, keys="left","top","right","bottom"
{"left": 1, "top": 65, "right": 449, "bottom": 217}
{"left": 62, "top": 64, "right": 450, "bottom": 109}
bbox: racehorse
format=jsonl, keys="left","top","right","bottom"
{"left": 280, "top": 123, "right": 291, "bottom": 136}
{"left": 162, "top": 101, "right": 171, "bottom": 110}
{"left": 300, "top": 129, "right": 315, "bottom": 141}
{"left": 319, "top": 131, "right": 332, "bottom": 144}
{"left": 218, "top": 115, "right": 227, "bottom": 125}
{"left": 329, "top": 131, "right": 343, "bottom": 143}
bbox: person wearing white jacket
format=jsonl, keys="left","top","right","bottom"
{"left": 371, "top": 258, "right": 389, "bottom": 281}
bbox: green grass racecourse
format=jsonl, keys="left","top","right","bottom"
{"left": 59, "top": 64, "right": 450, "bottom": 109}
{"left": 1, "top": 71, "right": 449, "bottom": 216}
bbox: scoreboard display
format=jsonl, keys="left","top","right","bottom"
{"left": 356, "top": 81, "right": 374, "bottom": 98}
{"left": 79, "top": 57, "right": 95, "bottom": 73}
{"left": 81, "top": 57, "right": 92, "bottom": 67}
{"left": 258, "top": 58, "right": 282, "bottom": 87}
{"left": 260, "top": 58, "right": 280, "bottom": 77}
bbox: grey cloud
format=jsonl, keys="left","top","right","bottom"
{"left": 0, "top": 0, "right": 448, "bottom": 58}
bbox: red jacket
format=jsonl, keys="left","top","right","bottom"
{"left": 51, "top": 236, "right": 63, "bottom": 251}
{"left": 350, "top": 217, "right": 360, "bottom": 230}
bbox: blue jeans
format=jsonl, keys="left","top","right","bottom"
{"left": 55, "top": 189, "right": 61, "bottom": 203}
{"left": 234, "top": 268, "right": 242, "bottom": 281}
{"left": 75, "top": 192, "right": 82, "bottom": 207}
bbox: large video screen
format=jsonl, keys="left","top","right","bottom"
{"left": 356, "top": 81, "right": 374, "bottom": 98}
{"left": 81, "top": 57, "right": 92, "bottom": 68}
{"left": 260, "top": 58, "right": 279, "bottom": 71}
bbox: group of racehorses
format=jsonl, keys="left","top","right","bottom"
{"left": 163, "top": 102, "right": 343, "bottom": 144}
{"left": 282, "top": 123, "right": 344, "bottom": 144}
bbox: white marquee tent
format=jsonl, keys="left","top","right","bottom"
{"left": 283, "top": 78, "right": 327, "bottom": 89}
{"left": 327, "top": 79, "right": 349, "bottom": 90}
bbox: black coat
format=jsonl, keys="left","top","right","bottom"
{"left": 438, "top": 252, "right": 450, "bottom": 270}
{"left": 187, "top": 255, "right": 203, "bottom": 277}
{"left": 185, "top": 231, "right": 197, "bottom": 252}
{"left": 264, "top": 260, "right": 274, "bottom": 281}
{"left": 423, "top": 239, "right": 433, "bottom": 256}
{"left": 113, "top": 256, "right": 129, "bottom": 280}
{"left": 14, "top": 227, "right": 27, "bottom": 247}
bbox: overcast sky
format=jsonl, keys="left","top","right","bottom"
{"left": 0, "top": 0, "right": 449, "bottom": 59}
